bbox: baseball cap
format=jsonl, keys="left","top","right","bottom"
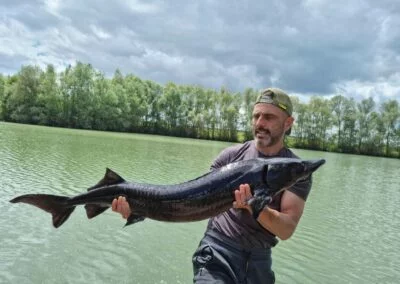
{"left": 255, "top": 88, "right": 293, "bottom": 116}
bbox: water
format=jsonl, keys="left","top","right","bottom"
{"left": 1, "top": 122, "right": 399, "bottom": 283}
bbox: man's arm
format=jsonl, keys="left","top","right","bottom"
{"left": 234, "top": 184, "right": 305, "bottom": 240}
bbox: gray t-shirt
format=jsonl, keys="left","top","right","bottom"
{"left": 206, "top": 140, "right": 312, "bottom": 248}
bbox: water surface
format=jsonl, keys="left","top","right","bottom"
{"left": 1, "top": 122, "right": 399, "bottom": 283}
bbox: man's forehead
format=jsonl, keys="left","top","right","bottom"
{"left": 252, "top": 103, "right": 286, "bottom": 115}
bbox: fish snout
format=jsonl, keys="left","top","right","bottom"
{"left": 304, "top": 159, "right": 326, "bottom": 174}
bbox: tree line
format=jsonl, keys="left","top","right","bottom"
{"left": 0, "top": 63, "right": 399, "bottom": 158}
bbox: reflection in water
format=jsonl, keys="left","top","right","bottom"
{"left": 1, "top": 122, "right": 399, "bottom": 283}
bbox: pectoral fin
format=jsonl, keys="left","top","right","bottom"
{"left": 85, "top": 204, "right": 109, "bottom": 219}
{"left": 124, "top": 213, "right": 146, "bottom": 227}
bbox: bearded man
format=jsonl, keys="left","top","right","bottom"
{"left": 112, "top": 88, "right": 312, "bottom": 284}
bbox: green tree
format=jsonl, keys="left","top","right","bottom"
{"left": 59, "top": 65, "right": 73, "bottom": 126}
{"left": 37, "top": 64, "right": 63, "bottom": 126}
{"left": 329, "top": 95, "right": 345, "bottom": 147}
{"left": 381, "top": 100, "right": 400, "bottom": 156}
{"left": 0, "top": 74, "right": 4, "bottom": 120}
{"left": 58, "top": 63, "right": 97, "bottom": 129}
{"left": 394, "top": 126, "right": 400, "bottom": 158}
{"left": 218, "top": 87, "right": 240, "bottom": 141}
{"left": 1, "top": 75, "right": 18, "bottom": 121}
{"left": 197, "top": 89, "right": 216, "bottom": 140}
{"left": 340, "top": 98, "right": 357, "bottom": 152}
{"left": 141, "top": 80, "right": 163, "bottom": 133}
{"left": 125, "top": 74, "right": 150, "bottom": 132}
{"left": 356, "top": 98, "right": 375, "bottom": 154}
{"left": 110, "top": 69, "right": 131, "bottom": 131}
{"left": 159, "top": 82, "right": 182, "bottom": 134}
{"left": 368, "top": 112, "right": 385, "bottom": 155}
{"left": 67, "top": 62, "right": 96, "bottom": 129}
{"left": 241, "top": 88, "right": 257, "bottom": 140}
{"left": 2, "top": 63, "right": 399, "bottom": 158}
{"left": 291, "top": 97, "right": 309, "bottom": 147}
{"left": 306, "top": 97, "right": 332, "bottom": 150}
{"left": 7, "top": 65, "right": 42, "bottom": 123}
{"left": 186, "top": 86, "right": 203, "bottom": 138}
{"left": 91, "top": 72, "right": 112, "bottom": 130}
{"left": 179, "top": 85, "right": 195, "bottom": 137}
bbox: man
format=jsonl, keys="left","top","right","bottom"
{"left": 112, "top": 88, "right": 312, "bottom": 284}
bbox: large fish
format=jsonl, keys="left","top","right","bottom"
{"left": 10, "top": 157, "right": 325, "bottom": 228}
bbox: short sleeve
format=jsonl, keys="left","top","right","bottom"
{"left": 210, "top": 148, "right": 234, "bottom": 171}
{"left": 287, "top": 176, "right": 312, "bottom": 201}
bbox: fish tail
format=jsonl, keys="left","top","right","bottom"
{"left": 10, "top": 194, "right": 75, "bottom": 228}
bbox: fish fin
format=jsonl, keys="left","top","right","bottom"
{"left": 124, "top": 213, "right": 145, "bottom": 227}
{"left": 10, "top": 194, "right": 75, "bottom": 228}
{"left": 248, "top": 188, "right": 272, "bottom": 220}
{"left": 84, "top": 204, "right": 109, "bottom": 219}
{"left": 88, "top": 168, "right": 126, "bottom": 191}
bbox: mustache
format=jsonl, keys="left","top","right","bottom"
{"left": 254, "top": 127, "right": 271, "bottom": 135}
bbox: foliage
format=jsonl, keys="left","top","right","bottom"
{"left": 1, "top": 63, "right": 399, "bottom": 158}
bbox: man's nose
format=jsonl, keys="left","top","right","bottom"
{"left": 255, "top": 116, "right": 266, "bottom": 126}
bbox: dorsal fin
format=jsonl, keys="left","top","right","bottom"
{"left": 87, "top": 168, "right": 126, "bottom": 191}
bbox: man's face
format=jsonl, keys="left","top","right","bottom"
{"left": 252, "top": 103, "right": 292, "bottom": 149}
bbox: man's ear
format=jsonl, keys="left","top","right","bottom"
{"left": 284, "top": 116, "right": 294, "bottom": 132}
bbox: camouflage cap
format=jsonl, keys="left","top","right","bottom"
{"left": 255, "top": 88, "right": 293, "bottom": 116}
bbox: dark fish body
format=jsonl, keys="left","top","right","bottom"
{"left": 10, "top": 158, "right": 325, "bottom": 228}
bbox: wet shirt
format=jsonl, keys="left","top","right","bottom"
{"left": 206, "top": 140, "right": 312, "bottom": 249}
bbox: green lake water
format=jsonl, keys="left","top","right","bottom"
{"left": 1, "top": 122, "right": 399, "bottom": 283}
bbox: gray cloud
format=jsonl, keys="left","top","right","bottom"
{"left": 0, "top": 0, "right": 399, "bottom": 102}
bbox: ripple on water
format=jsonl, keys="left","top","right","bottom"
{"left": 2, "top": 124, "right": 399, "bottom": 284}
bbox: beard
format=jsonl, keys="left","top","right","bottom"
{"left": 253, "top": 125, "right": 286, "bottom": 149}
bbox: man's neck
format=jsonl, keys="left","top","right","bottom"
{"left": 255, "top": 141, "right": 285, "bottom": 156}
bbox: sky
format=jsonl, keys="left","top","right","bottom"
{"left": 1, "top": 0, "right": 400, "bottom": 104}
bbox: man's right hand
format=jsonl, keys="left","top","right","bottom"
{"left": 111, "top": 196, "right": 131, "bottom": 219}
{"left": 233, "top": 184, "right": 253, "bottom": 215}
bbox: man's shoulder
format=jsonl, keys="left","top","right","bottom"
{"left": 279, "top": 147, "right": 300, "bottom": 159}
{"left": 221, "top": 140, "right": 254, "bottom": 157}
{"left": 211, "top": 140, "right": 255, "bottom": 169}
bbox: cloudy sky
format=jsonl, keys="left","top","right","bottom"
{"left": 1, "top": 0, "right": 399, "bottom": 103}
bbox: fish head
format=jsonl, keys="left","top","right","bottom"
{"left": 264, "top": 158, "right": 325, "bottom": 193}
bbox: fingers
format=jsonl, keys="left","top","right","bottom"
{"left": 111, "top": 196, "right": 131, "bottom": 219}
{"left": 118, "top": 196, "right": 131, "bottom": 219}
{"left": 244, "top": 184, "right": 252, "bottom": 199}
{"left": 234, "top": 190, "right": 241, "bottom": 207}
{"left": 112, "top": 198, "right": 118, "bottom": 211}
{"left": 233, "top": 184, "right": 252, "bottom": 209}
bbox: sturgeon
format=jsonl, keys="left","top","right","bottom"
{"left": 10, "top": 157, "right": 325, "bottom": 228}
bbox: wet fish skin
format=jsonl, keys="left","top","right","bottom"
{"left": 9, "top": 157, "right": 325, "bottom": 228}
